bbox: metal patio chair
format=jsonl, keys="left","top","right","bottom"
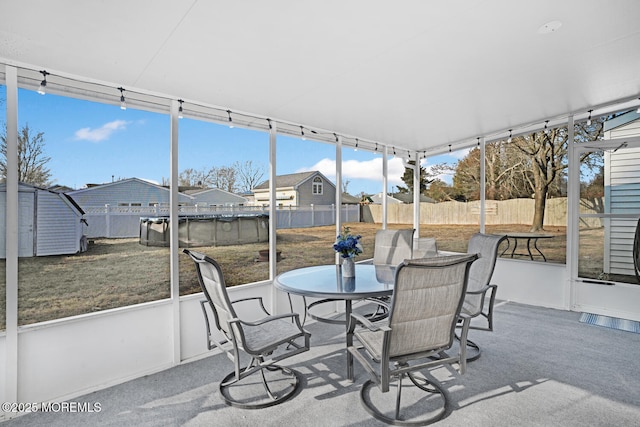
{"left": 458, "top": 233, "right": 507, "bottom": 361}
{"left": 184, "top": 249, "right": 310, "bottom": 409}
{"left": 365, "top": 228, "right": 416, "bottom": 321}
{"left": 412, "top": 237, "right": 438, "bottom": 258}
{"left": 373, "top": 228, "right": 415, "bottom": 266}
{"left": 347, "top": 254, "right": 478, "bottom": 426}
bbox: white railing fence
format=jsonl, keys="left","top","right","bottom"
{"left": 82, "top": 204, "right": 360, "bottom": 238}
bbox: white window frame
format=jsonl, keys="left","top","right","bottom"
{"left": 312, "top": 176, "right": 323, "bottom": 195}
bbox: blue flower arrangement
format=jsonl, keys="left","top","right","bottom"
{"left": 333, "top": 226, "right": 363, "bottom": 259}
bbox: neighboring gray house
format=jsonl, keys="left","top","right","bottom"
{"left": 390, "top": 192, "right": 436, "bottom": 204}
{"left": 603, "top": 110, "right": 640, "bottom": 277}
{"left": 341, "top": 193, "right": 362, "bottom": 204}
{"left": 370, "top": 192, "right": 403, "bottom": 205}
{"left": 0, "top": 182, "right": 85, "bottom": 258}
{"left": 183, "top": 187, "right": 248, "bottom": 207}
{"left": 252, "top": 171, "right": 336, "bottom": 207}
{"left": 68, "top": 177, "right": 193, "bottom": 209}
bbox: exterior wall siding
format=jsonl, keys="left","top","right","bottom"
{"left": 604, "top": 145, "right": 640, "bottom": 276}
{"left": 253, "top": 172, "right": 336, "bottom": 207}
{"left": 603, "top": 114, "right": 640, "bottom": 276}
{"left": 605, "top": 120, "right": 640, "bottom": 139}
{"left": 253, "top": 188, "right": 297, "bottom": 206}
{"left": 35, "top": 191, "right": 82, "bottom": 256}
{"left": 1, "top": 185, "right": 83, "bottom": 258}
{"left": 69, "top": 179, "right": 192, "bottom": 208}
{"left": 297, "top": 177, "right": 335, "bottom": 206}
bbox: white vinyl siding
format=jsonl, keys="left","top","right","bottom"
{"left": 35, "top": 191, "right": 82, "bottom": 256}
{"left": 69, "top": 178, "right": 192, "bottom": 209}
{"left": 0, "top": 184, "right": 83, "bottom": 258}
{"left": 604, "top": 138, "right": 640, "bottom": 276}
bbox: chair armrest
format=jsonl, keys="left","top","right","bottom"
{"left": 234, "top": 312, "right": 303, "bottom": 328}
{"left": 465, "top": 283, "right": 497, "bottom": 296}
{"left": 199, "top": 300, "right": 215, "bottom": 349}
{"left": 458, "top": 312, "right": 472, "bottom": 321}
{"left": 230, "top": 296, "right": 270, "bottom": 316}
{"left": 347, "top": 312, "right": 390, "bottom": 333}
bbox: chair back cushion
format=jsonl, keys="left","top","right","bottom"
{"left": 464, "top": 233, "right": 506, "bottom": 315}
{"left": 412, "top": 237, "right": 438, "bottom": 258}
{"left": 387, "top": 254, "right": 477, "bottom": 358}
{"left": 184, "top": 250, "right": 237, "bottom": 338}
{"left": 373, "top": 229, "right": 415, "bottom": 266}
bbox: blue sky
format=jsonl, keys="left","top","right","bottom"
{"left": 1, "top": 85, "right": 461, "bottom": 194}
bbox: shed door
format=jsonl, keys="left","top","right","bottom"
{"left": 19, "top": 192, "right": 35, "bottom": 257}
{"left": 0, "top": 191, "right": 34, "bottom": 257}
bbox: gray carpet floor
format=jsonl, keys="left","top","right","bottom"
{"left": 4, "top": 301, "right": 640, "bottom": 426}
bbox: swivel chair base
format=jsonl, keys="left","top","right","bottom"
{"left": 360, "top": 374, "right": 450, "bottom": 426}
{"left": 219, "top": 365, "right": 302, "bottom": 409}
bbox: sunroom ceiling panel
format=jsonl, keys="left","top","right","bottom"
{"left": 0, "top": 0, "right": 639, "bottom": 153}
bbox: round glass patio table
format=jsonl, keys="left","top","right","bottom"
{"left": 274, "top": 264, "right": 396, "bottom": 326}
{"left": 499, "top": 232, "right": 554, "bottom": 261}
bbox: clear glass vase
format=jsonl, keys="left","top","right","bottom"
{"left": 342, "top": 257, "right": 356, "bottom": 278}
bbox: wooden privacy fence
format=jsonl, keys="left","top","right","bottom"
{"left": 366, "top": 197, "right": 603, "bottom": 227}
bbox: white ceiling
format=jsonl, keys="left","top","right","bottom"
{"left": 2, "top": 0, "right": 640, "bottom": 153}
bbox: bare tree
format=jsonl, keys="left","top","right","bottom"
{"left": 178, "top": 167, "right": 218, "bottom": 187}
{"left": 179, "top": 168, "right": 201, "bottom": 187}
{"left": 211, "top": 166, "right": 238, "bottom": 193}
{"left": 234, "top": 160, "right": 265, "bottom": 192}
{"left": 450, "top": 143, "right": 530, "bottom": 202}
{"left": 510, "top": 129, "right": 566, "bottom": 231}
{"left": 1, "top": 123, "right": 52, "bottom": 187}
{"left": 511, "top": 117, "right": 604, "bottom": 231}
{"left": 342, "top": 178, "right": 351, "bottom": 194}
{"left": 178, "top": 164, "right": 243, "bottom": 192}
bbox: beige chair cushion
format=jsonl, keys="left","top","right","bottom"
{"left": 373, "top": 229, "right": 415, "bottom": 266}
{"left": 413, "top": 237, "right": 438, "bottom": 258}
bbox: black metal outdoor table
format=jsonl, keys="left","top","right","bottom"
{"left": 500, "top": 233, "right": 554, "bottom": 261}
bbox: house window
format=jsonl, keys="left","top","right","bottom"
{"left": 312, "top": 177, "right": 323, "bottom": 195}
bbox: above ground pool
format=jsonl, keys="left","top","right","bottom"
{"left": 139, "top": 214, "right": 269, "bottom": 247}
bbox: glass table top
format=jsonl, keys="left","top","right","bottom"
{"left": 274, "top": 264, "right": 395, "bottom": 299}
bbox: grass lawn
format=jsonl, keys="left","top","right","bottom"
{"left": 0, "top": 222, "right": 614, "bottom": 329}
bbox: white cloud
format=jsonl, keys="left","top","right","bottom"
{"left": 297, "top": 156, "right": 407, "bottom": 185}
{"left": 449, "top": 147, "right": 473, "bottom": 160}
{"left": 74, "top": 120, "right": 129, "bottom": 142}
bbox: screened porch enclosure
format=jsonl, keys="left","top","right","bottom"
{"left": 2, "top": 0, "right": 640, "bottom": 421}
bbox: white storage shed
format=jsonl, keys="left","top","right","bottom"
{"left": 0, "top": 182, "right": 86, "bottom": 258}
